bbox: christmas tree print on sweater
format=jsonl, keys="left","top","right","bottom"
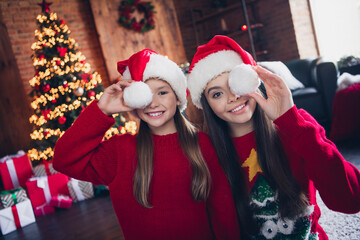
{"left": 242, "top": 149, "right": 319, "bottom": 240}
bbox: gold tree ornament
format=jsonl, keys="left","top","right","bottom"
{"left": 73, "top": 87, "right": 84, "bottom": 97}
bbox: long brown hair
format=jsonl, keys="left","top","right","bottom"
{"left": 200, "top": 86, "right": 308, "bottom": 239}
{"left": 134, "top": 108, "right": 211, "bottom": 208}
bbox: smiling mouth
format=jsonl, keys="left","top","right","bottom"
{"left": 146, "top": 111, "right": 164, "bottom": 117}
{"left": 229, "top": 101, "right": 247, "bottom": 113}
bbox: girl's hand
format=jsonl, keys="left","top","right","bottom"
{"left": 248, "top": 65, "right": 294, "bottom": 121}
{"left": 97, "top": 80, "right": 134, "bottom": 116}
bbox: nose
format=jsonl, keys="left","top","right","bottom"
{"left": 148, "top": 94, "right": 159, "bottom": 108}
{"left": 228, "top": 92, "right": 240, "bottom": 103}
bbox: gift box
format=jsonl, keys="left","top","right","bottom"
{"left": 33, "top": 160, "right": 58, "bottom": 177}
{"left": 0, "top": 199, "right": 35, "bottom": 235}
{"left": 0, "top": 151, "right": 33, "bottom": 190}
{"left": 26, "top": 173, "right": 69, "bottom": 216}
{"left": 33, "top": 203, "right": 55, "bottom": 217}
{"left": 0, "top": 188, "right": 28, "bottom": 208}
{"left": 68, "top": 178, "right": 94, "bottom": 202}
{"left": 50, "top": 195, "right": 72, "bottom": 209}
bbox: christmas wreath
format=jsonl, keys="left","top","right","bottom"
{"left": 119, "top": 0, "right": 155, "bottom": 33}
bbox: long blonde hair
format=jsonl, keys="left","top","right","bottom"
{"left": 134, "top": 107, "right": 211, "bottom": 208}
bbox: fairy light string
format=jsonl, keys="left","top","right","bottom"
{"left": 28, "top": 10, "right": 136, "bottom": 163}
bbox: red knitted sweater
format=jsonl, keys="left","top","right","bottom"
{"left": 232, "top": 106, "right": 360, "bottom": 239}
{"left": 53, "top": 101, "right": 240, "bottom": 240}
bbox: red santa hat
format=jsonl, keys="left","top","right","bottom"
{"left": 117, "top": 49, "right": 187, "bottom": 111}
{"left": 187, "top": 35, "right": 260, "bottom": 109}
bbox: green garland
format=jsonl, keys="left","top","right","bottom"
{"left": 119, "top": 0, "right": 155, "bottom": 33}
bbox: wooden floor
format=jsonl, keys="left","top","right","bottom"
{"left": 1, "top": 140, "right": 359, "bottom": 240}
{"left": 1, "top": 193, "right": 125, "bottom": 240}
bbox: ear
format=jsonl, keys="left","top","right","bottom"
{"left": 176, "top": 100, "right": 181, "bottom": 106}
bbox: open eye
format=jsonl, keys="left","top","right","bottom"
{"left": 212, "top": 91, "right": 222, "bottom": 99}
{"left": 158, "top": 91, "right": 168, "bottom": 96}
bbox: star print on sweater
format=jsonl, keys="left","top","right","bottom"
{"left": 241, "top": 148, "right": 262, "bottom": 182}
{"left": 232, "top": 106, "right": 360, "bottom": 239}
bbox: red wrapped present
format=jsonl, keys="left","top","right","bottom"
{"left": 0, "top": 151, "right": 33, "bottom": 190}
{"left": 50, "top": 195, "right": 72, "bottom": 209}
{"left": 68, "top": 178, "right": 94, "bottom": 202}
{"left": 0, "top": 199, "right": 35, "bottom": 235}
{"left": 33, "top": 203, "right": 55, "bottom": 217}
{"left": 33, "top": 160, "right": 58, "bottom": 177}
{"left": 25, "top": 173, "right": 69, "bottom": 215}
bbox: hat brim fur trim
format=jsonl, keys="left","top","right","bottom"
{"left": 187, "top": 50, "right": 243, "bottom": 109}
{"left": 143, "top": 54, "right": 187, "bottom": 111}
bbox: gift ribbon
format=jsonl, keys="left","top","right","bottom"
{"left": 41, "top": 160, "right": 52, "bottom": 176}
{"left": 6, "top": 160, "right": 20, "bottom": 188}
{"left": 1, "top": 188, "right": 22, "bottom": 206}
{"left": 35, "top": 203, "right": 48, "bottom": 215}
{"left": 37, "top": 177, "right": 52, "bottom": 203}
{"left": 71, "top": 179, "right": 85, "bottom": 201}
{"left": 11, "top": 205, "right": 21, "bottom": 228}
{"left": 11, "top": 193, "right": 17, "bottom": 205}
{"left": 44, "top": 162, "right": 51, "bottom": 176}
{"left": 55, "top": 195, "right": 70, "bottom": 207}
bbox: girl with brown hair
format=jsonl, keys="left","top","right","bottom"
{"left": 53, "top": 49, "right": 240, "bottom": 240}
{"left": 187, "top": 35, "right": 360, "bottom": 240}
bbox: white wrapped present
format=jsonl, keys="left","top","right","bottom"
{"left": 0, "top": 199, "right": 35, "bottom": 235}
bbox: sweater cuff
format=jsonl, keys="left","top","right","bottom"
{"left": 273, "top": 105, "right": 308, "bottom": 139}
{"left": 79, "top": 100, "right": 115, "bottom": 131}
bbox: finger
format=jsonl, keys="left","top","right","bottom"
{"left": 254, "top": 66, "right": 288, "bottom": 89}
{"left": 253, "top": 66, "right": 282, "bottom": 88}
{"left": 116, "top": 80, "right": 132, "bottom": 89}
{"left": 120, "top": 79, "right": 134, "bottom": 84}
{"left": 247, "top": 91, "right": 267, "bottom": 109}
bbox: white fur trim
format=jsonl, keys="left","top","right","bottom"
{"left": 143, "top": 54, "right": 187, "bottom": 111}
{"left": 123, "top": 82, "right": 153, "bottom": 109}
{"left": 228, "top": 64, "right": 260, "bottom": 96}
{"left": 187, "top": 50, "right": 244, "bottom": 109}
{"left": 122, "top": 66, "right": 131, "bottom": 80}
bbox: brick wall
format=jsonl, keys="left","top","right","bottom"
{"left": 174, "top": 0, "right": 318, "bottom": 62}
{"left": 0, "top": 0, "right": 109, "bottom": 95}
{"left": 1, "top": 0, "right": 319, "bottom": 89}
{"left": 257, "top": 0, "right": 300, "bottom": 61}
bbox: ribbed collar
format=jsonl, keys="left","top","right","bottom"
{"left": 232, "top": 131, "right": 256, "bottom": 146}
{"left": 151, "top": 132, "right": 180, "bottom": 149}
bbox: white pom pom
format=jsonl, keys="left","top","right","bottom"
{"left": 228, "top": 64, "right": 260, "bottom": 96}
{"left": 123, "top": 82, "right": 153, "bottom": 109}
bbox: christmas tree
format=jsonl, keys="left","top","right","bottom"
{"left": 249, "top": 175, "right": 317, "bottom": 239}
{"left": 28, "top": 1, "right": 136, "bottom": 165}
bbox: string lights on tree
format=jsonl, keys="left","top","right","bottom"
{"left": 28, "top": 1, "right": 137, "bottom": 164}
